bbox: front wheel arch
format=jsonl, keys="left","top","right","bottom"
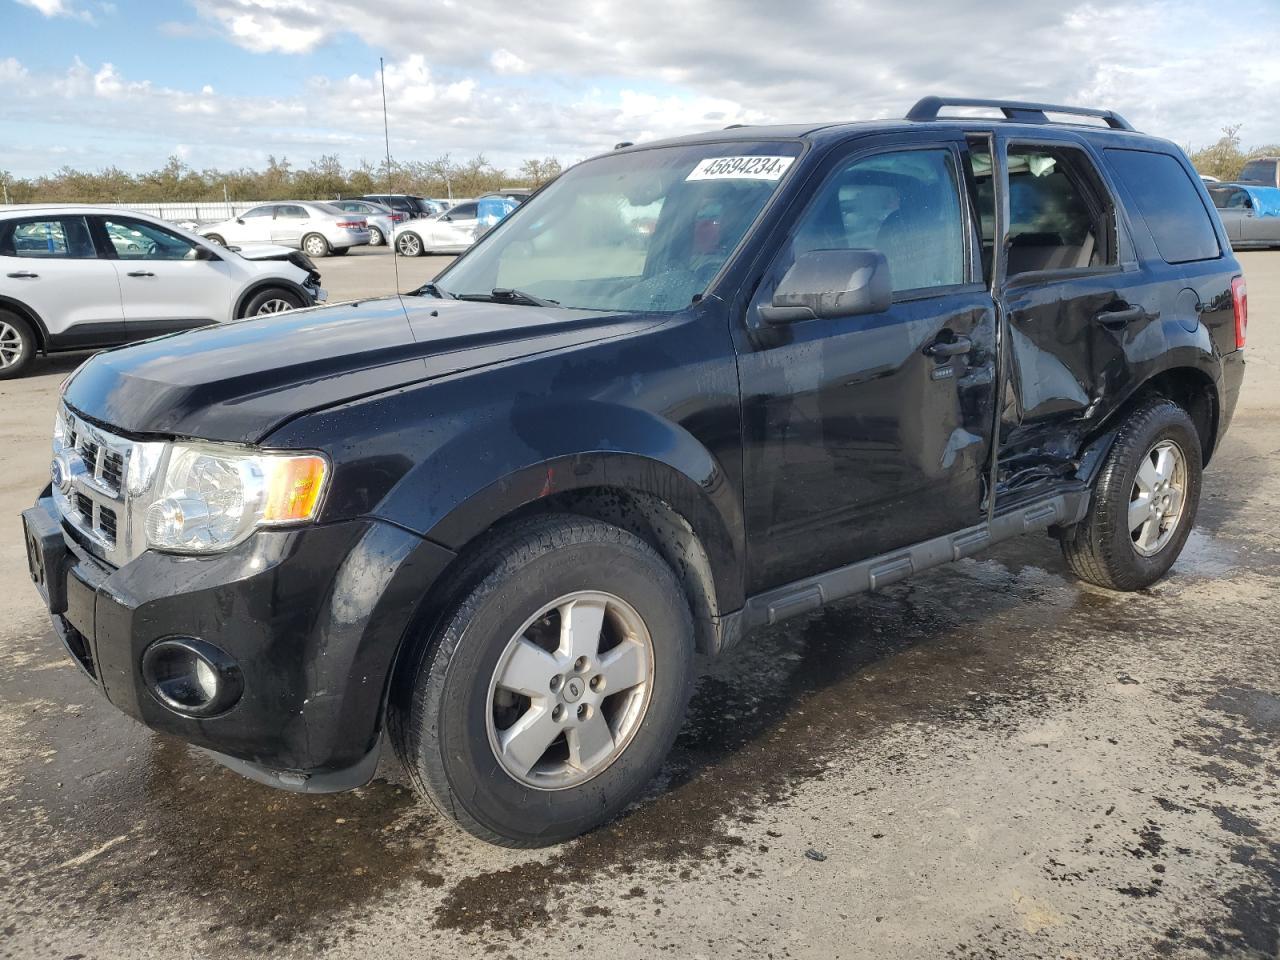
{"left": 233, "top": 279, "right": 313, "bottom": 319}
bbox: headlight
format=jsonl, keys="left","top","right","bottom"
{"left": 140, "top": 443, "right": 328, "bottom": 554}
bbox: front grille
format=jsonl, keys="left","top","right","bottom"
{"left": 53, "top": 405, "right": 147, "bottom": 566}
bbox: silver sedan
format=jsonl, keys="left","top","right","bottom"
{"left": 198, "top": 201, "right": 371, "bottom": 257}
{"left": 328, "top": 199, "right": 405, "bottom": 247}
{"left": 1209, "top": 184, "right": 1280, "bottom": 249}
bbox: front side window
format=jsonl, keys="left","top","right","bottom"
{"left": 241, "top": 206, "right": 273, "bottom": 219}
{"left": 447, "top": 202, "right": 479, "bottom": 221}
{"left": 783, "top": 148, "right": 965, "bottom": 294}
{"left": 0, "top": 217, "right": 97, "bottom": 259}
{"left": 1106, "top": 149, "right": 1220, "bottom": 264}
{"left": 439, "top": 142, "right": 802, "bottom": 312}
{"left": 102, "top": 217, "right": 200, "bottom": 261}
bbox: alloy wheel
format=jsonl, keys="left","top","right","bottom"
{"left": 485, "top": 591, "right": 655, "bottom": 790}
{"left": 254, "top": 299, "right": 295, "bottom": 315}
{"left": 0, "top": 321, "right": 21, "bottom": 368}
{"left": 1129, "top": 439, "right": 1188, "bottom": 556}
{"left": 397, "top": 233, "right": 421, "bottom": 256}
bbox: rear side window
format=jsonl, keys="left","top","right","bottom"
{"left": 1106, "top": 150, "right": 1220, "bottom": 264}
{"left": 0, "top": 217, "right": 98, "bottom": 259}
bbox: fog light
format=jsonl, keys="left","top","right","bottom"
{"left": 141, "top": 637, "right": 243, "bottom": 717}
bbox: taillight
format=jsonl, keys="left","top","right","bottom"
{"left": 1232, "top": 276, "right": 1247, "bottom": 349}
{"left": 336, "top": 219, "right": 367, "bottom": 229}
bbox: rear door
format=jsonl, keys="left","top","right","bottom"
{"left": 94, "top": 214, "right": 234, "bottom": 334}
{"left": 738, "top": 136, "right": 998, "bottom": 590}
{"left": 270, "top": 204, "right": 311, "bottom": 246}
{"left": 0, "top": 214, "right": 124, "bottom": 346}
{"left": 984, "top": 134, "right": 1153, "bottom": 494}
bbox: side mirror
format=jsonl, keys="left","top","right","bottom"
{"left": 758, "top": 249, "right": 892, "bottom": 324}
{"left": 235, "top": 218, "right": 245, "bottom": 225}
{"left": 194, "top": 245, "right": 218, "bottom": 261}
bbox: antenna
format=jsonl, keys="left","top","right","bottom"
{"left": 380, "top": 56, "right": 401, "bottom": 292}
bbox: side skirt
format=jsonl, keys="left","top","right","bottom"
{"left": 718, "top": 489, "right": 1089, "bottom": 650}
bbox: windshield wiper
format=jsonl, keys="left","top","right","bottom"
{"left": 414, "top": 281, "right": 455, "bottom": 299}
{"left": 457, "top": 287, "right": 560, "bottom": 308}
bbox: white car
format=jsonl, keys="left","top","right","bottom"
{"left": 391, "top": 200, "right": 482, "bottom": 256}
{"left": 0, "top": 206, "right": 325, "bottom": 379}
{"left": 198, "top": 201, "right": 372, "bottom": 258}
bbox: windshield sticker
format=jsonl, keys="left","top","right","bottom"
{"left": 686, "top": 156, "right": 795, "bottom": 182}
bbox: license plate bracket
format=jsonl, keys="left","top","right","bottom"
{"left": 22, "top": 504, "right": 69, "bottom": 615}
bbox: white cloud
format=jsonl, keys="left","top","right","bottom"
{"left": 490, "top": 49, "right": 530, "bottom": 76}
{"left": 189, "top": 0, "right": 327, "bottom": 53}
{"left": 16, "top": 0, "right": 104, "bottom": 22}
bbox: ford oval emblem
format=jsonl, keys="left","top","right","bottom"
{"left": 51, "top": 456, "right": 70, "bottom": 493}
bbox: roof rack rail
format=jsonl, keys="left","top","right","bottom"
{"left": 906, "top": 96, "right": 1135, "bottom": 132}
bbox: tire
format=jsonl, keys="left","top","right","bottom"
{"left": 205, "top": 233, "right": 225, "bottom": 246}
{"left": 0, "top": 310, "right": 36, "bottom": 379}
{"left": 369, "top": 226, "right": 385, "bottom": 246}
{"left": 389, "top": 515, "right": 696, "bottom": 847}
{"left": 1060, "top": 397, "right": 1202, "bottom": 591}
{"left": 302, "top": 233, "right": 330, "bottom": 258}
{"left": 396, "top": 232, "right": 424, "bottom": 257}
{"left": 240, "top": 287, "right": 303, "bottom": 317}
{"left": 331, "top": 246, "right": 350, "bottom": 256}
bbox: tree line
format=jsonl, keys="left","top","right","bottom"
{"left": 0, "top": 153, "right": 564, "bottom": 204}
{"left": 1, "top": 126, "right": 1276, "bottom": 205}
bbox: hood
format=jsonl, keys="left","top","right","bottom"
{"left": 63, "top": 295, "right": 656, "bottom": 444}
{"left": 229, "top": 243, "right": 299, "bottom": 261}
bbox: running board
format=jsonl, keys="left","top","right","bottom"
{"left": 739, "top": 490, "right": 1089, "bottom": 632}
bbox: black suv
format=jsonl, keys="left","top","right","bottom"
{"left": 22, "top": 98, "right": 1247, "bottom": 846}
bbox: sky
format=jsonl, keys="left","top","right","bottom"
{"left": 1, "top": 0, "right": 1278, "bottom": 178}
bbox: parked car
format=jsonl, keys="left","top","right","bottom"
{"left": 198, "top": 202, "right": 370, "bottom": 258}
{"left": 360, "top": 194, "right": 437, "bottom": 220}
{"left": 328, "top": 199, "right": 403, "bottom": 247}
{"left": 1208, "top": 183, "right": 1280, "bottom": 249}
{"left": 391, "top": 200, "right": 481, "bottom": 255}
{"left": 1237, "top": 156, "right": 1280, "bottom": 187}
{"left": 0, "top": 206, "right": 323, "bottom": 378}
{"left": 23, "top": 97, "right": 1246, "bottom": 848}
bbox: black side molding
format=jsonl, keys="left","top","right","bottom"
{"left": 906, "top": 96, "right": 1135, "bottom": 132}
{"left": 731, "top": 490, "right": 1090, "bottom": 638}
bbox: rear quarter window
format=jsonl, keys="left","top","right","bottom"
{"left": 1105, "top": 149, "right": 1220, "bottom": 264}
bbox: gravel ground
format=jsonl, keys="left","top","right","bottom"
{"left": 0, "top": 251, "right": 1277, "bottom": 960}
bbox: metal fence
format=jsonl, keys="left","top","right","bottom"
{"left": 0, "top": 200, "right": 270, "bottom": 224}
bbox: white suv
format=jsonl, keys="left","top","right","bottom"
{"left": 0, "top": 206, "right": 325, "bottom": 379}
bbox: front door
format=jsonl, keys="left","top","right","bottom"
{"left": 739, "top": 139, "right": 997, "bottom": 591}
{"left": 94, "top": 215, "right": 233, "bottom": 334}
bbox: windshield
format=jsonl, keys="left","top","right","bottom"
{"left": 437, "top": 141, "right": 803, "bottom": 312}
{"left": 1239, "top": 159, "right": 1277, "bottom": 184}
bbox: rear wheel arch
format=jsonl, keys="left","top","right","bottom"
{"left": 0, "top": 296, "right": 48, "bottom": 353}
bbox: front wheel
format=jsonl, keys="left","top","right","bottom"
{"left": 241, "top": 287, "right": 303, "bottom": 317}
{"left": 205, "top": 233, "right": 226, "bottom": 246}
{"left": 389, "top": 516, "right": 695, "bottom": 847}
{"left": 1060, "top": 398, "right": 1202, "bottom": 590}
{"left": 368, "top": 226, "right": 385, "bottom": 246}
{"left": 396, "top": 232, "right": 423, "bottom": 257}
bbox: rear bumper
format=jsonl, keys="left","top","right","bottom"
{"left": 1216, "top": 349, "right": 1246, "bottom": 452}
{"left": 24, "top": 495, "right": 454, "bottom": 788}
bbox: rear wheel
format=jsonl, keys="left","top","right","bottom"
{"left": 368, "top": 226, "right": 385, "bottom": 246}
{"left": 1060, "top": 398, "right": 1202, "bottom": 590}
{"left": 390, "top": 515, "right": 695, "bottom": 847}
{"left": 302, "top": 233, "right": 330, "bottom": 258}
{"left": 396, "top": 232, "right": 423, "bottom": 257}
{"left": 0, "top": 311, "right": 36, "bottom": 379}
{"left": 241, "top": 287, "right": 303, "bottom": 317}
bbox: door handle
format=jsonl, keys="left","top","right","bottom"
{"left": 126, "top": 270, "right": 155, "bottom": 278}
{"left": 1095, "top": 305, "right": 1144, "bottom": 327}
{"left": 923, "top": 334, "right": 973, "bottom": 358}
{"left": 6, "top": 271, "right": 38, "bottom": 279}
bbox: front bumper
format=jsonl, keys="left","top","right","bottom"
{"left": 22, "top": 494, "right": 454, "bottom": 790}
